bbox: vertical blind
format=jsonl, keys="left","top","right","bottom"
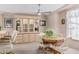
{"left": 66, "top": 9, "right": 79, "bottom": 40}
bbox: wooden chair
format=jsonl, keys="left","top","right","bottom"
{"left": 1, "top": 30, "right": 17, "bottom": 49}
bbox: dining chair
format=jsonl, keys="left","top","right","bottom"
{"left": 9, "top": 30, "right": 17, "bottom": 49}
{"left": 1, "top": 30, "right": 17, "bottom": 49}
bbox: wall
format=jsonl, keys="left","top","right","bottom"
{"left": 46, "top": 11, "right": 66, "bottom": 37}
{"left": 58, "top": 11, "right": 66, "bottom": 37}
{"left": 46, "top": 12, "right": 59, "bottom": 32}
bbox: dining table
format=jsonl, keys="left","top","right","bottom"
{"left": 38, "top": 37, "right": 65, "bottom": 54}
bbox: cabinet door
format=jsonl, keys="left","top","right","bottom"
{"left": 22, "top": 19, "right": 29, "bottom": 32}
{"left": 35, "top": 34, "right": 40, "bottom": 42}
{"left": 29, "top": 34, "right": 36, "bottom": 42}
{"left": 29, "top": 19, "right": 34, "bottom": 32}
{"left": 15, "top": 34, "right": 23, "bottom": 43}
{"left": 23, "top": 34, "right": 29, "bottom": 42}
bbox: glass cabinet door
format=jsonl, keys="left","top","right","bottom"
{"left": 22, "top": 19, "right": 28, "bottom": 32}
{"left": 34, "top": 20, "right": 39, "bottom": 32}
{"left": 29, "top": 19, "right": 34, "bottom": 32}
{"left": 16, "top": 18, "right": 21, "bottom": 32}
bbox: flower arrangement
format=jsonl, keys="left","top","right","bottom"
{"left": 44, "top": 29, "right": 59, "bottom": 38}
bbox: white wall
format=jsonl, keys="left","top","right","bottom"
{"left": 58, "top": 11, "right": 66, "bottom": 37}
{"left": 46, "top": 11, "right": 66, "bottom": 37}
{"left": 39, "top": 15, "right": 47, "bottom": 32}
{"left": 46, "top": 12, "right": 59, "bottom": 31}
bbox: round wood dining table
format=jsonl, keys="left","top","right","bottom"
{"left": 42, "top": 37, "right": 64, "bottom": 46}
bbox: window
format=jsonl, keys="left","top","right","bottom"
{"left": 66, "top": 9, "right": 79, "bottom": 40}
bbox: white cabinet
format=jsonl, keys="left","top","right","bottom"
{"left": 16, "top": 18, "right": 40, "bottom": 33}
{"left": 15, "top": 33, "right": 39, "bottom": 43}
{"left": 15, "top": 18, "right": 40, "bottom": 43}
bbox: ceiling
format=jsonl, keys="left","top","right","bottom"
{"left": 0, "top": 4, "right": 65, "bottom": 15}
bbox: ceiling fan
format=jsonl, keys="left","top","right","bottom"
{"left": 35, "top": 4, "right": 51, "bottom": 16}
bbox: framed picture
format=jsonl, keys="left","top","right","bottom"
{"left": 40, "top": 20, "right": 46, "bottom": 26}
{"left": 61, "top": 19, "right": 65, "bottom": 24}
{"left": 4, "top": 18, "right": 13, "bottom": 28}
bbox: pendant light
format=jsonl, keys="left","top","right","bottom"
{"left": 37, "top": 4, "right": 42, "bottom": 16}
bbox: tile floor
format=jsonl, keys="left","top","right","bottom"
{"left": 0, "top": 42, "right": 40, "bottom": 54}
{"left": 0, "top": 42, "right": 79, "bottom": 54}
{"left": 13, "top": 42, "right": 40, "bottom": 54}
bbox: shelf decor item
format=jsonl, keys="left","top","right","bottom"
{"left": 40, "top": 20, "right": 46, "bottom": 26}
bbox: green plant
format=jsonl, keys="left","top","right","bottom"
{"left": 44, "top": 29, "right": 59, "bottom": 38}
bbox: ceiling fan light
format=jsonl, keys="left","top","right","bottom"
{"left": 37, "top": 12, "right": 42, "bottom": 16}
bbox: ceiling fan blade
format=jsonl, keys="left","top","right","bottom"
{"left": 42, "top": 11, "right": 51, "bottom": 15}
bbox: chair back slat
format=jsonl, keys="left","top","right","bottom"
{"left": 10, "top": 30, "right": 17, "bottom": 42}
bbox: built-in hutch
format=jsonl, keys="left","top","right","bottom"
{"left": 1, "top": 14, "right": 46, "bottom": 43}
{"left": 15, "top": 17, "right": 40, "bottom": 43}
